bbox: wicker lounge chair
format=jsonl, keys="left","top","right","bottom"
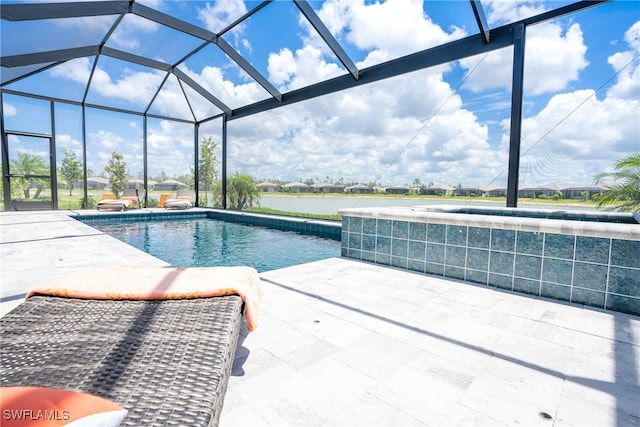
{"left": 0, "top": 266, "right": 261, "bottom": 426}
{"left": 97, "top": 189, "right": 145, "bottom": 211}
{"left": 164, "top": 189, "right": 195, "bottom": 209}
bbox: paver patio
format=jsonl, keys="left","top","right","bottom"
{"left": 1, "top": 210, "right": 638, "bottom": 426}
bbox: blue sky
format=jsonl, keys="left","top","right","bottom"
{"left": 1, "top": 0, "right": 639, "bottom": 188}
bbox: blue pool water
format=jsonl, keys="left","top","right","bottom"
{"left": 91, "top": 218, "right": 341, "bottom": 272}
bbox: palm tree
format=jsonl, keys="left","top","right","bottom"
{"left": 594, "top": 153, "right": 640, "bottom": 212}
{"left": 10, "top": 152, "right": 49, "bottom": 199}
{"left": 228, "top": 172, "right": 261, "bottom": 210}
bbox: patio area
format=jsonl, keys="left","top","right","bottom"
{"left": 1, "top": 210, "right": 639, "bottom": 426}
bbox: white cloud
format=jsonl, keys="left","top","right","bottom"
{"left": 484, "top": 0, "right": 547, "bottom": 26}
{"left": 267, "top": 45, "right": 344, "bottom": 90}
{"left": 624, "top": 20, "right": 640, "bottom": 51}
{"left": 177, "top": 63, "right": 269, "bottom": 110}
{"left": 90, "top": 67, "right": 164, "bottom": 104}
{"left": 219, "top": 0, "right": 502, "bottom": 186}
{"left": 56, "top": 134, "right": 82, "bottom": 153}
{"left": 606, "top": 20, "right": 640, "bottom": 100}
{"left": 146, "top": 120, "right": 194, "bottom": 178}
{"left": 267, "top": 48, "right": 297, "bottom": 86}
{"left": 198, "top": 0, "right": 248, "bottom": 34}
{"left": 109, "top": 14, "right": 160, "bottom": 51}
{"left": 511, "top": 19, "right": 640, "bottom": 185}
{"left": 510, "top": 87, "right": 639, "bottom": 185}
{"left": 150, "top": 75, "right": 195, "bottom": 120}
{"left": 2, "top": 102, "right": 17, "bottom": 117}
{"left": 49, "top": 58, "right": 165, "bottom": 107}
{"left": 89, "top": 130, "right": 124, "bottom": 151}
{"left": 459, "top": 22, "right": 588, "bottom": 96}
{"left": 226, "top": 66, "right": 504, "bottom": 187}
{"left": 49, "top": 57, "right": 92, "bottom": 83}
{"left": 86, "top": 130, "right": 130, "bottom": 174}
{"left": 317, "top": 0, "right": 466, "bottom": 67}
{"left": 223, "top": 7, "right": 639, "bottom": 189}
{"left": 524, "top": 23, "right": 588, "bottom": 94}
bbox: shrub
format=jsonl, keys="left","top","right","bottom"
{"left": 81, "top": 197, "right": 97, "bottom": 209}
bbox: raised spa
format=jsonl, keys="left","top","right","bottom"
{"left": 339, "top": 205, "right": 640, "bottom": 316}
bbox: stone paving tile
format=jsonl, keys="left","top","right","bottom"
{"left": 369, "top": 351, "right": 475, "bottom": 425}
{"left": 441, "top": 403, "right": 508, "bottom": 426}
{"left": 333, "top": 332, "right": 418, "bottom": 381}
{"left": 217, "top": 394, "right": 270, "bottom": 426}
{"left": 297, "top": 312, "right": 371, "bottom": 348}
{"left": 554, "top": 391, "right": 640, "bottom": 427}
{"left": 325, "top": 392, "right": 426, "bottom": 426}
{"left": 458, "top": 369, "right": 564, "bottom": 426}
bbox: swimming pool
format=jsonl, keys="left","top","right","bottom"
{"left": 89, "top": 217, "right": 341, "bottom": 272}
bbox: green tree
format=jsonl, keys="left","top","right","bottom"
{"left": 59, "top": 149, "right": 83, "bottom": 196}
{"left": 104, "top": 151, "right": 127, "bottom": 198}
{"left": 10, "top": 152, "right": 48, "bottom": 198}
{"left": 197, "top": 137, "right": 219, "bottom": 205}
{"left": 595, "top": 153, "right": 640, "bottom": 212}
{"left": 156, "top": 171, "right": 168, "bottom": 183}
{"left": 228, "top": 172, "right": 260, "bottom": 210}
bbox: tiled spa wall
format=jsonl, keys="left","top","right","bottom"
{"left": 341, "top": 213, "right": 640, "bottom": 316}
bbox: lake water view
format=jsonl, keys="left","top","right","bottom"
{"left": 258, "top": 195, "right": 598, "bottom": 216}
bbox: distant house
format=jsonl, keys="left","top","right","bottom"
{"left": 518, "top": 184, "right": 560, "bottom": 198}
{"left": 419, "top": 184, "right": 453, "bottom": 196}
{"left": 258, "top": 181, "right": 281, "bottom": 192}
{"left": 125, "top": 178, "right": 144, "bottom": 189}
{"left": 346, "top": 184, "right": 373, "bottom": 194}
{"left": 485, "top": 186, "right": 507, "bottom": 197}
{"left": 283, "top": 182, "right": 311, "bottom": 193}
{"left": 124, "top": 179, "right": 156, "bottom": 189}
{"left": 462, "top": 184, "right": 507, "bottom": 197}
{"left": 560, "top": 185, "right": 605, "bottom": 200}
{"left": 156, "top": 179, "right": 188, "bottom": 191}
{"left": 385, "top": 185, "right": 410, "bottom": 195}
{"left": 86, "top": 176, "right": 109, "bottom": 190}
{"left": 452, "top": 186, "right": 482, "bottom": 197}
{"left": 312, "top": 182, "right": 345, "bottom": 193}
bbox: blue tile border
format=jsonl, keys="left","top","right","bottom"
{"left": 341, "top": 208, "right": 640, "bottom": 316}
{"left": 75, "top": 208, "right": 342, "bottom": 240}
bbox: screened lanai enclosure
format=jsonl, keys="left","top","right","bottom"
{"left": 1, "top": 0, "right": 638, "bottom": 212}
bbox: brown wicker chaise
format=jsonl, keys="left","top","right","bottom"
{"left": 0, "top": 294, "right": 244, "bottom": 426}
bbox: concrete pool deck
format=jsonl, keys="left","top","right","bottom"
{"left": 1, "top": 210, "right": 639, "bottom": 426}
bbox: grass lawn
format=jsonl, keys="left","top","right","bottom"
{"left": 4, "top": 189, "right": 603, "bottom": 214}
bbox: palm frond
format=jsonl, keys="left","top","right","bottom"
{"left": 594, "top": 153, "right": 640, "bottom": 212}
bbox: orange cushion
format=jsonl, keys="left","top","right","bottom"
{"left": 0, "top": 387, "right": 126, "bottom": 426}
{"left": 120, "top": 196, "right": 138, "bottom": 203}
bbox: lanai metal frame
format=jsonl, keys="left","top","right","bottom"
{"left": 1, "top": 0, "right": 609, "bottom": 210}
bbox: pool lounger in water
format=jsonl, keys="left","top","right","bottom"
{"left": 0, "top": 266, "right": 262, "bottom": 426}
